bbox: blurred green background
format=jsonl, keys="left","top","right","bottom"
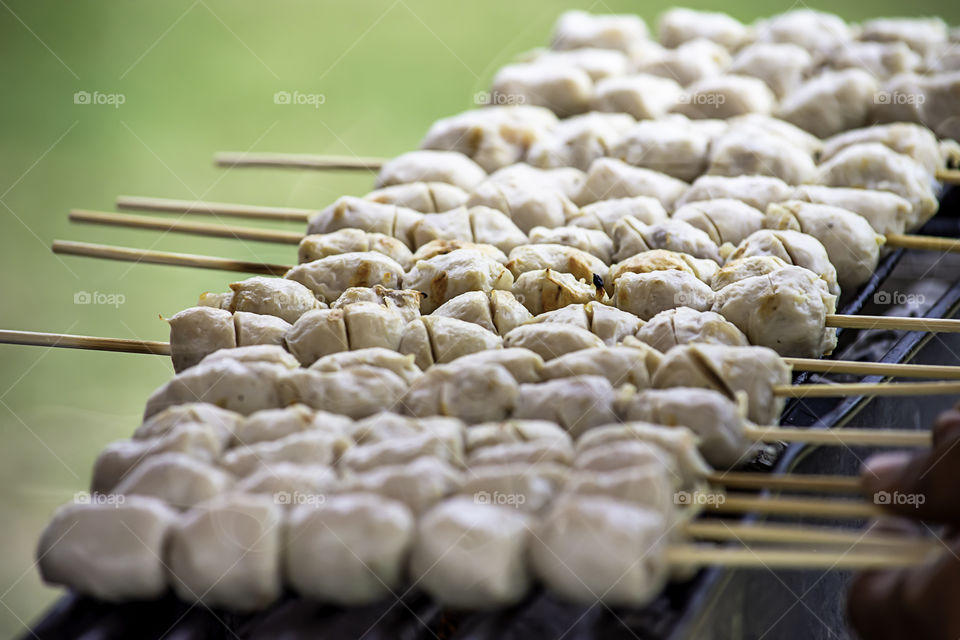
{"left": 0, "top": 0, "right": 957, "bottom": 634}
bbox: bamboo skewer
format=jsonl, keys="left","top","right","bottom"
{"left": 46, "top": 240, "right": 960, "bottom": 334}
{"left": 772, "top": 381, "right": 960, "bottom": 398}
{"left": 51, "top": 240, "right": 292, "bottom": 276}
{"left": 70, "top": 210, "right": 304, "bottom": 244}
{"left": 115, "top": 196, "right": 312, "bottom": 223}
{"left": 683, "top": 520, "right": 938, "bottom": 549}
{"left": 744, "top": 426, "right": 930, "bottom": 447}
{"left": 664, "top": 544, "right": 930, "bottom": 569}
{"left": 0, "top": 330, "right": 171, "bottom": 355}
{"left": 706, "top": 472, "right": 863, "bottom": 493}
{"left": 782, "top": 357, "right": 960, "bottom": 380}
{"left": 214, "top": 152, "right": 384, "bottom": 171}
{"left": 706, "top": 493, "right": 883, "bottom": 519}
{"left": 208, "top": 152, "right": 960, "bottom": 185}
{"left": 109, "top": 198, "right": 960, "bottom": 254}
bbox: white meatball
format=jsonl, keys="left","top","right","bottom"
{"left": 614, "top": 270, "right": 714, "bottom": 320}
{"left": 468, "top": 175, "right": 579, "bottom": 234}
{"left": 306, "top": 196, "right": 422, "bottom": 249}
{"left": 528, "top": 225, "right": 614, "bottom": 264}
{"left": 112, "top": 453, "right": 233, "bottom": 508}
{"left": 711, "top": 255, "right": 790, "bottom": 291}
{"left": 609, "top": 249, "right": 719, "bottom": 285}
{"left": 777, "top": 69, "right": 878, "bottom": 139}
{"left": 365, "top": 182, "right": 469, "bottom": 214}
{"left": 375, "top": 150, "right": 487, "bottom": 191}
{"left": 820, "top": 123, "right": 943, "bottom": 176}
{"left": 640, "top": 38, "right": 732, "bottom": 86}
{"left": 551, "top": 10, "right": 649, "bottom": 52}
{"left": 38, "top": 497, "right": 177, "bottom": 602}
{"left": 227, "top": 276, "right": 324, "bottom": 324}
{"left": 707, "top": 129, "right": 816, "bottom": 185}
{"left": 575, "top": 158, "right": 689, "bottom": 210}
{"left": 512, "top": 268, "right": 603, "bottom": 315}
{"left": 340, "top": 457, "right": 464, "bottom": 514}
{"left": 569, "top": 196, "right": 669, "bottom": 234}
{"left": 612, "top": 217, "right": 722, "bottom": 263}
{"left": 503, "top": 323, "right": 605, "bottom": 361}
{"left": 144, "top": 360, "right": 289, "bottom": 418}
{"left": 591, "top": 74, "right": 684, "bottom": 120}
{"left": 619, "top": 387, "right": 760, "bottom": 468}
{"left": 526, "top": 47, "right": 630, "bottom": 81}
{"left": 168, "top": 306, "right": 236, "bottom": 372}
{"left": 491, "top": 62, "right": 593, "bottom": 117}
{"left": 672, "top": 199, "right": 766, "bottom": 246}
{"left": 432, "top": 290, "right": 532, "bottom": 335}
{"left": 285, "top": 494, "right": 414, "bottom": 605}
{"left": 712, "top": 266, "right": 838, "bottom": 357}
{"left": 402, "top": 362, "right": 518, "bottom": 423}
{"left": 860, "top": 17, "right": 948, "bottom": 57}
{"left": 514, "top": 375, "right": 619, "bottom": 436}
{"left": 754, "top": 9, "right": 852, "bottom": 55}
{"left": 527, "top": 112, "right": 634, "bottom": 172}
{"left": 412, "top": 498, "right": 533, "bottom": 608}
{"left": 814, "top": 142, "right": 938, "bottom": 228}
{"left": 419, "top": 105, "right": 558, "bottom": 172}
{"left": 830, "top": 41, "right": 921, "bottom": 79}
{"left": 658, "top": 8, "right": 750, "bottom": 50}
{"left": 729, "top": 229, "right": 840, "bottom": 296}
{"left": 729, "top": 43, "right": 813, "bottom": 99}
{"left": 652, "top": 344, "right": 792, "bottom": 425}
{"left": 398, "top": 315, "right": 502, "bottom": 369}
{"left": 635, "top": 307, "right": 749, "bottom": 352}
{"left": 676, "top": 174, "right": 792, "bottom": 211}
{"left": 766, "top": 201, "right": 884, "bottom": 290}
{"left": 507, "top": 243, "right": 608, "bottom": 284}
{"left": 791, "top": 185, "right": 912, "bottom": 237}
{"left": 531, "top": 496, "right": 669, "bottom": 606}
{"left": 541, "top": 346, "right": 656, "bottom": 388}
{"left": 168, "top": 493, "right": 282, "bottom": 612}
{"left": 233, "top": 311, "right": 290, "bottom": 349}
{"left": 673, "top": 74, "right": 776, "bottom": 120}
{"left": 403, "top": 249, "right": 514, "bottom": 313}
{"left": 610, "top": 118, "right": 709, "bottom": 182}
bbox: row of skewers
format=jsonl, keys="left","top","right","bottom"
{"left": 16, "top": 6, "right": 960, "bottom": 618}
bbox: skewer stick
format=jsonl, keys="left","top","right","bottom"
{"left": 782, "top": 357, "right": 960, "bottom": 380}
{"left": 115, "top": 196, "right": 312, "bottom": 223}
{"left": 745, "top": 426, "right": 930, "bottom": 447}
{"left": 773, "top": 380, "right": 960, "bottom": 398}
{"left": 0, "top": 330, "right": 171, "bottom": 355}
{"left": 706, "top": 472, "right": 863, "bottom": 493}
{"left": 214, "top": 152, "right": 384, "bottom": 171}
{"left": 112, "top": 196, "right": 960, "bottom": 255}
{"left": 0, "top": 327, "right": 938, "bottom": 450}
{"left": 826, "top": 314, "right": 960, "bottom": 333}
{"left": 70, "top": 210, "right": 303, "bottom": 245}
{"left": 684, "top": 520, "right": 938, "bottom": 549}
{"left": 207, "top": 152, "right": 960, "bottom": 185}
{"left": 51, "top": 240, "right": 292, "bottom": 276}
{"left": 707, "top": 493, "right": 882, "bottom": 519}
{"left": 885, "top": 233, "right": 960, "bottom": 253}
{"left": 664, "top": 544, "right": 930, "bottom": 569}
{"left": 938, "top": 168, "right": 960, "bottom": 184}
